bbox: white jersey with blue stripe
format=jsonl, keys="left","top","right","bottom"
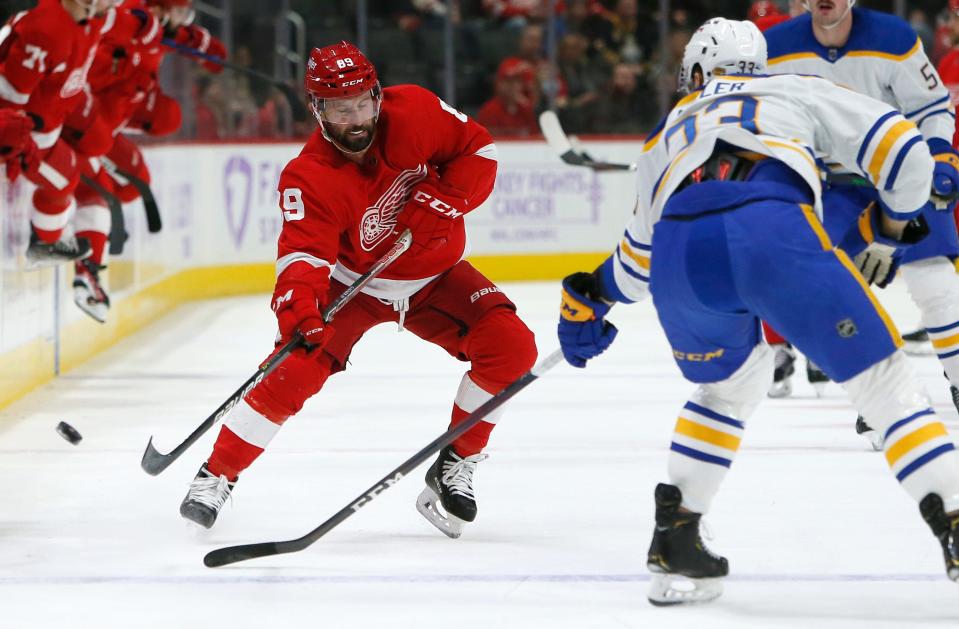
{"left": 765, "top": 8, "right": 955, "bottom": 143}
{"left": 608, "top": 73, "right": 934, "bottom": 303}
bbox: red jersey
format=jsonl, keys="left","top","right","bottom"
{"left": 937, "top": 48, "right": 959, "bottom": 148}
{"left": 476, "top": 96, "right": 538, "bottom": 137}
{"left": 0, "top": 0, "right": 107, "bottom": 148}
{"left": 275, "top": 84, "right": 497, "bottom": 301}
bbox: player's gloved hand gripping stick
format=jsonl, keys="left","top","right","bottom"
{"left": 139, "top": 229, "right": 413, "bottom": 476}
{"left": 203, "top": 347, "right": 565, "bottom": 568}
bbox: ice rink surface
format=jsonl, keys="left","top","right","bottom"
{"left": 2, "top": 280, "right": 959, "bottom": 628}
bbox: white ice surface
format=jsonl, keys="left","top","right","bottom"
{"left": 1, "top": 281, "right": 958, "bottom": 628}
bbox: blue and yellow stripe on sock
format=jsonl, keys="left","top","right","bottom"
{"left": 883, "top": 408, "right": 956, "bottom": 481}
{"left": 927, "top": 320, "right": 959, "bottom": 360}
{"left": 669, "top": 401, "right": 744, "bottom": 469}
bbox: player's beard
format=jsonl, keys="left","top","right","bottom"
{"left": 324, "top": 118, "right": 377, "bottom": 153}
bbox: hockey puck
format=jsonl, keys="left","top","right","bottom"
{"left": 56, "top": 421, "right": 82, "bottom": 445}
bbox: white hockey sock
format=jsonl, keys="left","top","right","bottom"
{"left": 901, "top": 258, "right": 959, "bottom": 385}
{"left": 223, "top": 399, "right": 282, "bottom": 449}
{"left": 844, "top": 351, "right": 959, "bottom": 512}
{"left": 667, "top": 344, "right": 772, "bottom": 514}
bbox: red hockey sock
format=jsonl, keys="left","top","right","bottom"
{"left": 76, "top": 230, "right": 107, "bottom": 265}
{"left": 762, "top": 321, "right": 787, "bottom": 345}
{"left": 450, "top": 403, "right": 495, "bottom": 457}
{"left": 206, "top": 425, "right": 265, "bottom": 481}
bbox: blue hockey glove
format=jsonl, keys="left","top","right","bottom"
{"left": 558, "top": 271, "right": 618, "bottom": 368}
{"left": 840, "top": 203, "right": 929, "bottom": 288}
{"left": 928, "top": 138, "right": 959, "bottom": 209}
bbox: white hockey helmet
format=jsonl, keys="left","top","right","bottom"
{"left": 678, "top": 18, "right": 768, "bottom": 94}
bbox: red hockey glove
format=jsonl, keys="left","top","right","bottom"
{"left": 175, "top": 25, "right": 226, "bottom": 73}
{"left": 0, "top": 110, "right": 38, "bottom": 181}
{"left": 395, "top": 181, "right": 467, "bottom": 250}
{"left": 271, "top": 264, "right": 333, "bottom": 349}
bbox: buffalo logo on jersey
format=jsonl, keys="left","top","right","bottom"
{"left": 360, "top": 165, "right": 428, "bottom": 251}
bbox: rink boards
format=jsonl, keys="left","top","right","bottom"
{"left": 0, "top": 139, "right": 640, "bottom": 408}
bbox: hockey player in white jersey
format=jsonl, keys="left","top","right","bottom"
{"left": 557, "top": 18, "right": 959, "bottom": 605}
{"left": 764, "top": 2, "right": 959, "bottom": 447}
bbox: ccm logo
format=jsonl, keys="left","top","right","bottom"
{"left": 413, "top": 191, "right": 464, "bottom": 219}
{"left": 673, "top": 348, "right": 725, "bottom": 362}
{"left": 341, "top": 78, "right": 365, "bottom": 87}
{"left": 470, "top": 286, "right": 501, "bottom": 303}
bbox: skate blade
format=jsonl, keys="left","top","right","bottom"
{"left": 864, "top": 432, "right": 884, "bottom": 452}
{"left": 73, "top": 290, "right": 108, "bottom": 324}
{"left": 811, "top": 382, "right": 827, "bottom": 398}
{"left": 767, "top": 380, "right": 792, "bottom": 399}
{"left": 902, "top": 342, "right": 935, "bottom": 357}
{"left": 647, "top": 570, "right": 724, "bottom": 606}
{"left": 415, "top": 487, "right": 464, "bottom": 539}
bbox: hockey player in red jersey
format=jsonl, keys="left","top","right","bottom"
{"left": 0, "top": 0, "right": 114, "bottom": 264}
{"left": 937, "top": 0, "right": 959, "bottom": 234}
{"left": 178, "top": 42, "right": 538, "bottom": 538}
{"left": 0, "top": 108, "right": 39, "bottom": 180}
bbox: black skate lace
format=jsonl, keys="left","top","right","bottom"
{"left": 187, "top": 471, "right": 233, "bottom": 511}
{"left": 440, "top": 452, "right": 489, "bottom": 499}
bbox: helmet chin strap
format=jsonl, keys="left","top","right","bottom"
{"left": 803, "top": 0, "right": 855, "bottom": 31}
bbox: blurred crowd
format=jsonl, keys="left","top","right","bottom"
{"left": 5, "top": 1, "right": 959, "bottom": 141}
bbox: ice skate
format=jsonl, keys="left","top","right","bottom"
{"left": 25, "top": 231, "right": 91, "bottom": 267}
{"left": 806, "top": 359, "right": 829, "bottom": 397}
{"left": 855, "top": 415, "right": 883, "bottom": 451}
{"left": 902, "top": 328, "right": 934, "bottom": 356}
{"left": 416, "top": 444, "right": 488, "bottom": 539}
{"left": 920, "top": 493, "right": 959, "bottom": 581}
{"left": 767, "top": 343, "right": 796, "bottom": 398}
{"left": 179, "top": 464, "right": 234, "bottom": 529}
{"left": 646, "top": 483, "right": 728, "bottom": 606}
{"left": 951, "top": 385, "right": 959, "bottom": 416}
{"left": 73, "top": 260, "right": 110, "bottom": 323}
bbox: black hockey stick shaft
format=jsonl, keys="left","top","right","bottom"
{"left": 80, "top": 173, "right": 127, "bottom": 255}
{"left": 140, "top": 229, "right": 413, "bottom": 476}
{"left": 538, "top": 111, "right": 636, "bottom": 172}
{"left": 203, "top": 348, "right": 565, "bottom": 568}
{"left": 162, "top": 39, "right": 311, "bottom": 122}
{"left": 101, "top": 157, "right": 162, "bottom": 233}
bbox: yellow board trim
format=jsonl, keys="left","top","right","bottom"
{"left": 675, "top": 417, "right": 742, "bottom": 451}
{"left": 931, "top": 332, "right": 959, "bottom": 350}
{"left": 885, "top": 421, "right": 948, "bottom": 467}
{"left": 800, "top": 204, "right": 833, "bottom": 251}
{"left": 833, "top": 249, "right": 904, "bottom": 347}
{"left": 619, "top": 239, "right": 650, "bottom": 270}
{"left": 868, "top": 120, "right": 915, "bottom": 183}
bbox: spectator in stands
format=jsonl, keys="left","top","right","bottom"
{"left": 588, "top": 62, "right": 652, "bottom": 133}
{"left": 497, "top": 23, "right": 548, "bottom": 108}
{"left": 256, "top": 85, "right": 294, "bottom": 138}
{"left": 216, "top": 45, "right": 259, "bottom": 136}
{"left": 482, "top": 0, "right": 549, "bottom": 27}
{"left": 581, "top": 0, "right": 656, "bottom": 72}
{"left": 195, "top": 76, "right": 225, "bottom": 141}
{"left": 555, "top": 32, "right": 602, "bottom": 133}
{"left": 910, "top": 9, "right": 935, "bottom": 58}
{"left": 476, "top": 58, "right": 539, "bottom": 136}
{"left": 649, "top": 26, "right": 692, "bottom": 112}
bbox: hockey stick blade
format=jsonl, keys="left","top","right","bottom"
{"left": 140, "top": 230, "right": 413, "bottom": 476}
{"left": 538, "top": 110, "right": 636, "bottom": 172}
{"left": 102, "top": 157, "right": 162, "bottom": 233}
{"left": 80, "top": 173, "right": 127, "bottom": 255}
{"left": 203, "top": 348, "right": 565, "bottom": 567}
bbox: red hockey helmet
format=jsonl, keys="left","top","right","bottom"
{"left": 951, "top": 0, "right": 959, "bottom": 15}
{"left": 305, "top": 42, "right": 379, "bottom": 101}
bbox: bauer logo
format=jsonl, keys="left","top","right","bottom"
{"left": 224, "top": 156, "right": 253, "bottom": 249}
{"left": 470, "top": 286, "right": 502, "bottom": 303}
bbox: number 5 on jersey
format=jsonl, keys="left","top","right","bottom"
{"left": 283, "top": 188, "right": 305, "bottom": 221}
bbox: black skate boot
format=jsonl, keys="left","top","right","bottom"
{"left": 902, "top": 328, "right": 933, "bottom": 356}
{"left": 855, "top": 415, "right": 883, "bottom": 451}
{"left": 767, "top": 343, "right": 796, "bottom": 398}
{"left": 919, "top": 493, "right": 959, "bottom": 581}
{"left": 73, "top": 260, "right": 110, "bottom": 323}
{"left": 25, "top": 231, "right": 91, "bottom": 267}
{"left": 415, "top": 444, "right": 488, "bottom": 539}
{"left": 179, "top": 464, "right": 235, "bottom": 529}
{"left": 951, "top": 385, "right": 959, "bottom": 416}
{"left": 806, "top": 359, "right": 829, "bottom": 397}
{"left": 647, "top": 483, "right": 728, "bottom": 606}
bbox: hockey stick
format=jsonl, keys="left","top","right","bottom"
{"left": 79, "top": 173, "right": 127, "bottom": 255}
{"left": 538, "top": 110, "right": 637, "bottom": 172}
{"left": 203, "top": 348, "right": 565, "bottom": 568}
{"left": 100, "top": 156, "right": 162, "bottom": 233}
{"left": 162, "top": 39, "right": 311, "bottom": 122}
{"left": 140, "top": 228, "right": 414, "bottom": 476}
